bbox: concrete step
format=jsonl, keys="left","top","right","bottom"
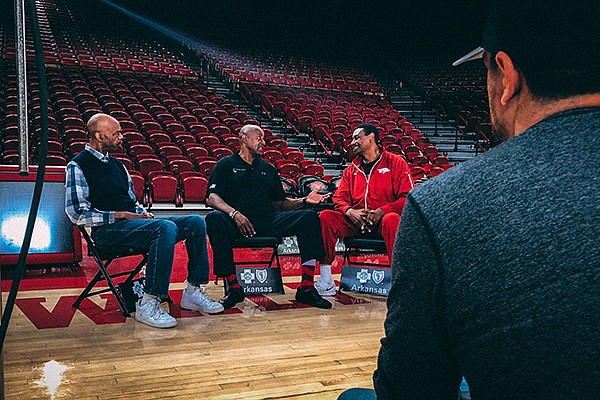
{"left": 435, "top": 143, "right": 476, "bottom": 153}
{"left": 390, "top": 96, "right": 416, "bottom": 102}
{"left": 388, "top": 88, "right": 480, "bottom": 165}
{"left": 431, "top": 135, "right": 474, "bottom": 146}
{"left": 447, "top": 152, "right": 478, "bottom": 163}
{"left": 418, "top": 129, "right": 457, "bottom": 138}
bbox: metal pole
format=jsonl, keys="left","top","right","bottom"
{"left": 2, "top": 1, "right": 29, "bottom": 396}
{"left": 16, "top": 0, "right": 29, "bottom": 174}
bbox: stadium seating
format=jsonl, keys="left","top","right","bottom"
{"left": 0, "top": 0, "right": 465, "bottom": 211}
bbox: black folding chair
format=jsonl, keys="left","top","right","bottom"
{"left": 233, "top": 236, "right": 282, "bottom": 269}
{"left": 343, "top": 235, "right": 390, "bottom": 268}
{"left": 339, "top": 235, "right": 392, "bottom": 296}
{"left": 73, "top": 226, "right": 147, "bottom": 317}
{"left": 217, "top": 236, "right": 285, "bottom": 294}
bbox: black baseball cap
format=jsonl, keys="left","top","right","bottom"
{"left": 453, "top": 0, "right": 600, "bottom": 69}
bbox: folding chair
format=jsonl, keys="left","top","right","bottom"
{"left": 73, "top": 226, "right": 147, "bottom": 317}
{"left": 340, "top": 235, "right": 392, "bottom": 297}
{"left": 343, "top": 235, "right": 390, "bottom": 268}
{"left": 224, "top": 236, "right": 285, "bottom": 294}
{"left": 233, "top": 236, "right": 282, "bottom": 269}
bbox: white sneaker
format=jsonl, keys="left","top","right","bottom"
{"left": 181, "top": 285, "right": 225, "bottom": 314}
{"left": 314, "top": 279, "right": 336, "bottom": 296}
{"left": 135, "top": 298, "right": 177, "bottom": 329}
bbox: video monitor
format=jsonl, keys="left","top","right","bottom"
{"left": 0, "top": 166, "right": 82, "bottom": 265}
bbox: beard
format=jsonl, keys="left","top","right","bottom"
{"left": 487, "top": 83, "right": 512, "bottom": 148}
{"left": 489, "top": 114, "right": 511, "bottom": 147}
{"left": 488, "top": 124, "right": 510, "bottom": 147}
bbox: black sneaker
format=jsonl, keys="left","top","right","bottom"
{"left": 219, "top": 287, "right": 245, "bottom": 309}
{"left": 295, "top": 285, "right": 332, "bottom": 309}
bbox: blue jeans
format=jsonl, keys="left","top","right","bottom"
{"left": 92, "top": 215, "right": 209, "bottom": 298}
{"left": 337, "top": 388, "right": 377, "bottom": 400}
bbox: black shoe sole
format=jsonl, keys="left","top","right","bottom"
{"left": 295, "top": 293, "right": 333, "bottom": 309}
{"left": 218, "top": 293, "right": 245, "bottom": 310}
{"left": 297, "top": 298, "right": 332, "bottom": 309}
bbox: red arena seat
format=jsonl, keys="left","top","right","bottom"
{"left": 276, "top": 160, "right": 302, "bottom": 179}
{"left": 129, "top": 170, "right": 147, "bottom": 204}
{"left": 180, "top": 172, "right": 208, "bottom": 203}
{"left": 149, "top": 171, "right": 180, "bottom": 205}
{"left": 197, "top": 159, "right": 217, "bottom": 179}
{"left": 137, "top": 155, "right": 164, "bottom": 179}
{"left": 300, "top": 160, "right": 325, "bottom": 177}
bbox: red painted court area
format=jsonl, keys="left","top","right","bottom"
{"left": 1, "top": 242, "right": 385, "bottom": 329}
{"left": 1, "top": 241, "right": 389, "bottom": 292}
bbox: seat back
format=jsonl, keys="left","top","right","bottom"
{"left": 149, "top": 172, "right": 180, "bottom": 204}
{"left": 181, "top": 174, "right": 208, "bottom": 203}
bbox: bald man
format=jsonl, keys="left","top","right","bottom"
{"left": 205, "top": 124, "right": 332, "bottom": 310}
{"left": 65, "top": 113, "right": 223, "bottom": 329}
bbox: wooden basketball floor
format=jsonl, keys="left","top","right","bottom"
{"left": 1, "top": 250, "right": 388, "bottom": 399}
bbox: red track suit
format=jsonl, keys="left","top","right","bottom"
{"left": 320, "top": 150, "right": 414, "bottom": 263}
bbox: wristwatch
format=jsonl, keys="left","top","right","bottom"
{"left": 302, "top": 197, "right": 308, "bottom": 207}
{"left": 228, "top": 210, "right": 238, "bottom": 219}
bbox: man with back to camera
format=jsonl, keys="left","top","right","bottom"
{"left": 205, "top": 124, "right": 333, "bottom": 310}
{"left": 338, "top": 0, "right": 600, "bottom": 399}
{"left": 65, "top": 113, "right": 224, "bottom": 329}
{"left": 315, "top": 123, "right": 414, "bottom": 296}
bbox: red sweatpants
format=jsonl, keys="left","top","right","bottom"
{"left": 319, "top": 209, "right": 400, "bottom": 264}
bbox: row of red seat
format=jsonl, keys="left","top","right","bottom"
{"left": 131, "top": 168, "right": 344, "bottom": 207}
{"left": 0, "top": 0, "right": 199, "bottom": 76}
{"left": 197, "top": 43, "right": 383, "bottom": 94}
{"left": 235, "top": 83, "right": 452, "bottom": 174}
{"left": 129, "top": 170, "right": 207, "bottom": 207}
{"left": 397, "top": 59, "right": 491, "bottom": 152}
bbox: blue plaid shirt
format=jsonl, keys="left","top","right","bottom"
{"left": 65, "top": 145, "right": 145, "bottom": 227}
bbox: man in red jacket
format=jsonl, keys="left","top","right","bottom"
{"left": 316, "top": 123, "right": 414, "bottom": 296}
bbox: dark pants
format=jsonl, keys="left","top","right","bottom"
{"left": 337, "top": 389, "right": 377, "bottom": 400}
{"left": 92, "top": 215, "right": 209, "bottom": 298}
{"left": 206, "top": 209, "right": 325, "bottom": 277}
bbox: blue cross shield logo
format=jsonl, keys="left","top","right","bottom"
{"left": 372, "top": 270, "right": 385, "bottom": 284}
{"left": 356, "top": 269, "right": 371, "bottom": 284}
{"left": 256, "top": 269, "right": 268, "bottom": 284}
{"left": 241, "top": 269, "right": 255, "bottom": 284}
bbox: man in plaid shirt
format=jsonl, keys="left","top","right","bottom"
{"left": 65, "top": 113, "right": 223, "bottom": 328}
